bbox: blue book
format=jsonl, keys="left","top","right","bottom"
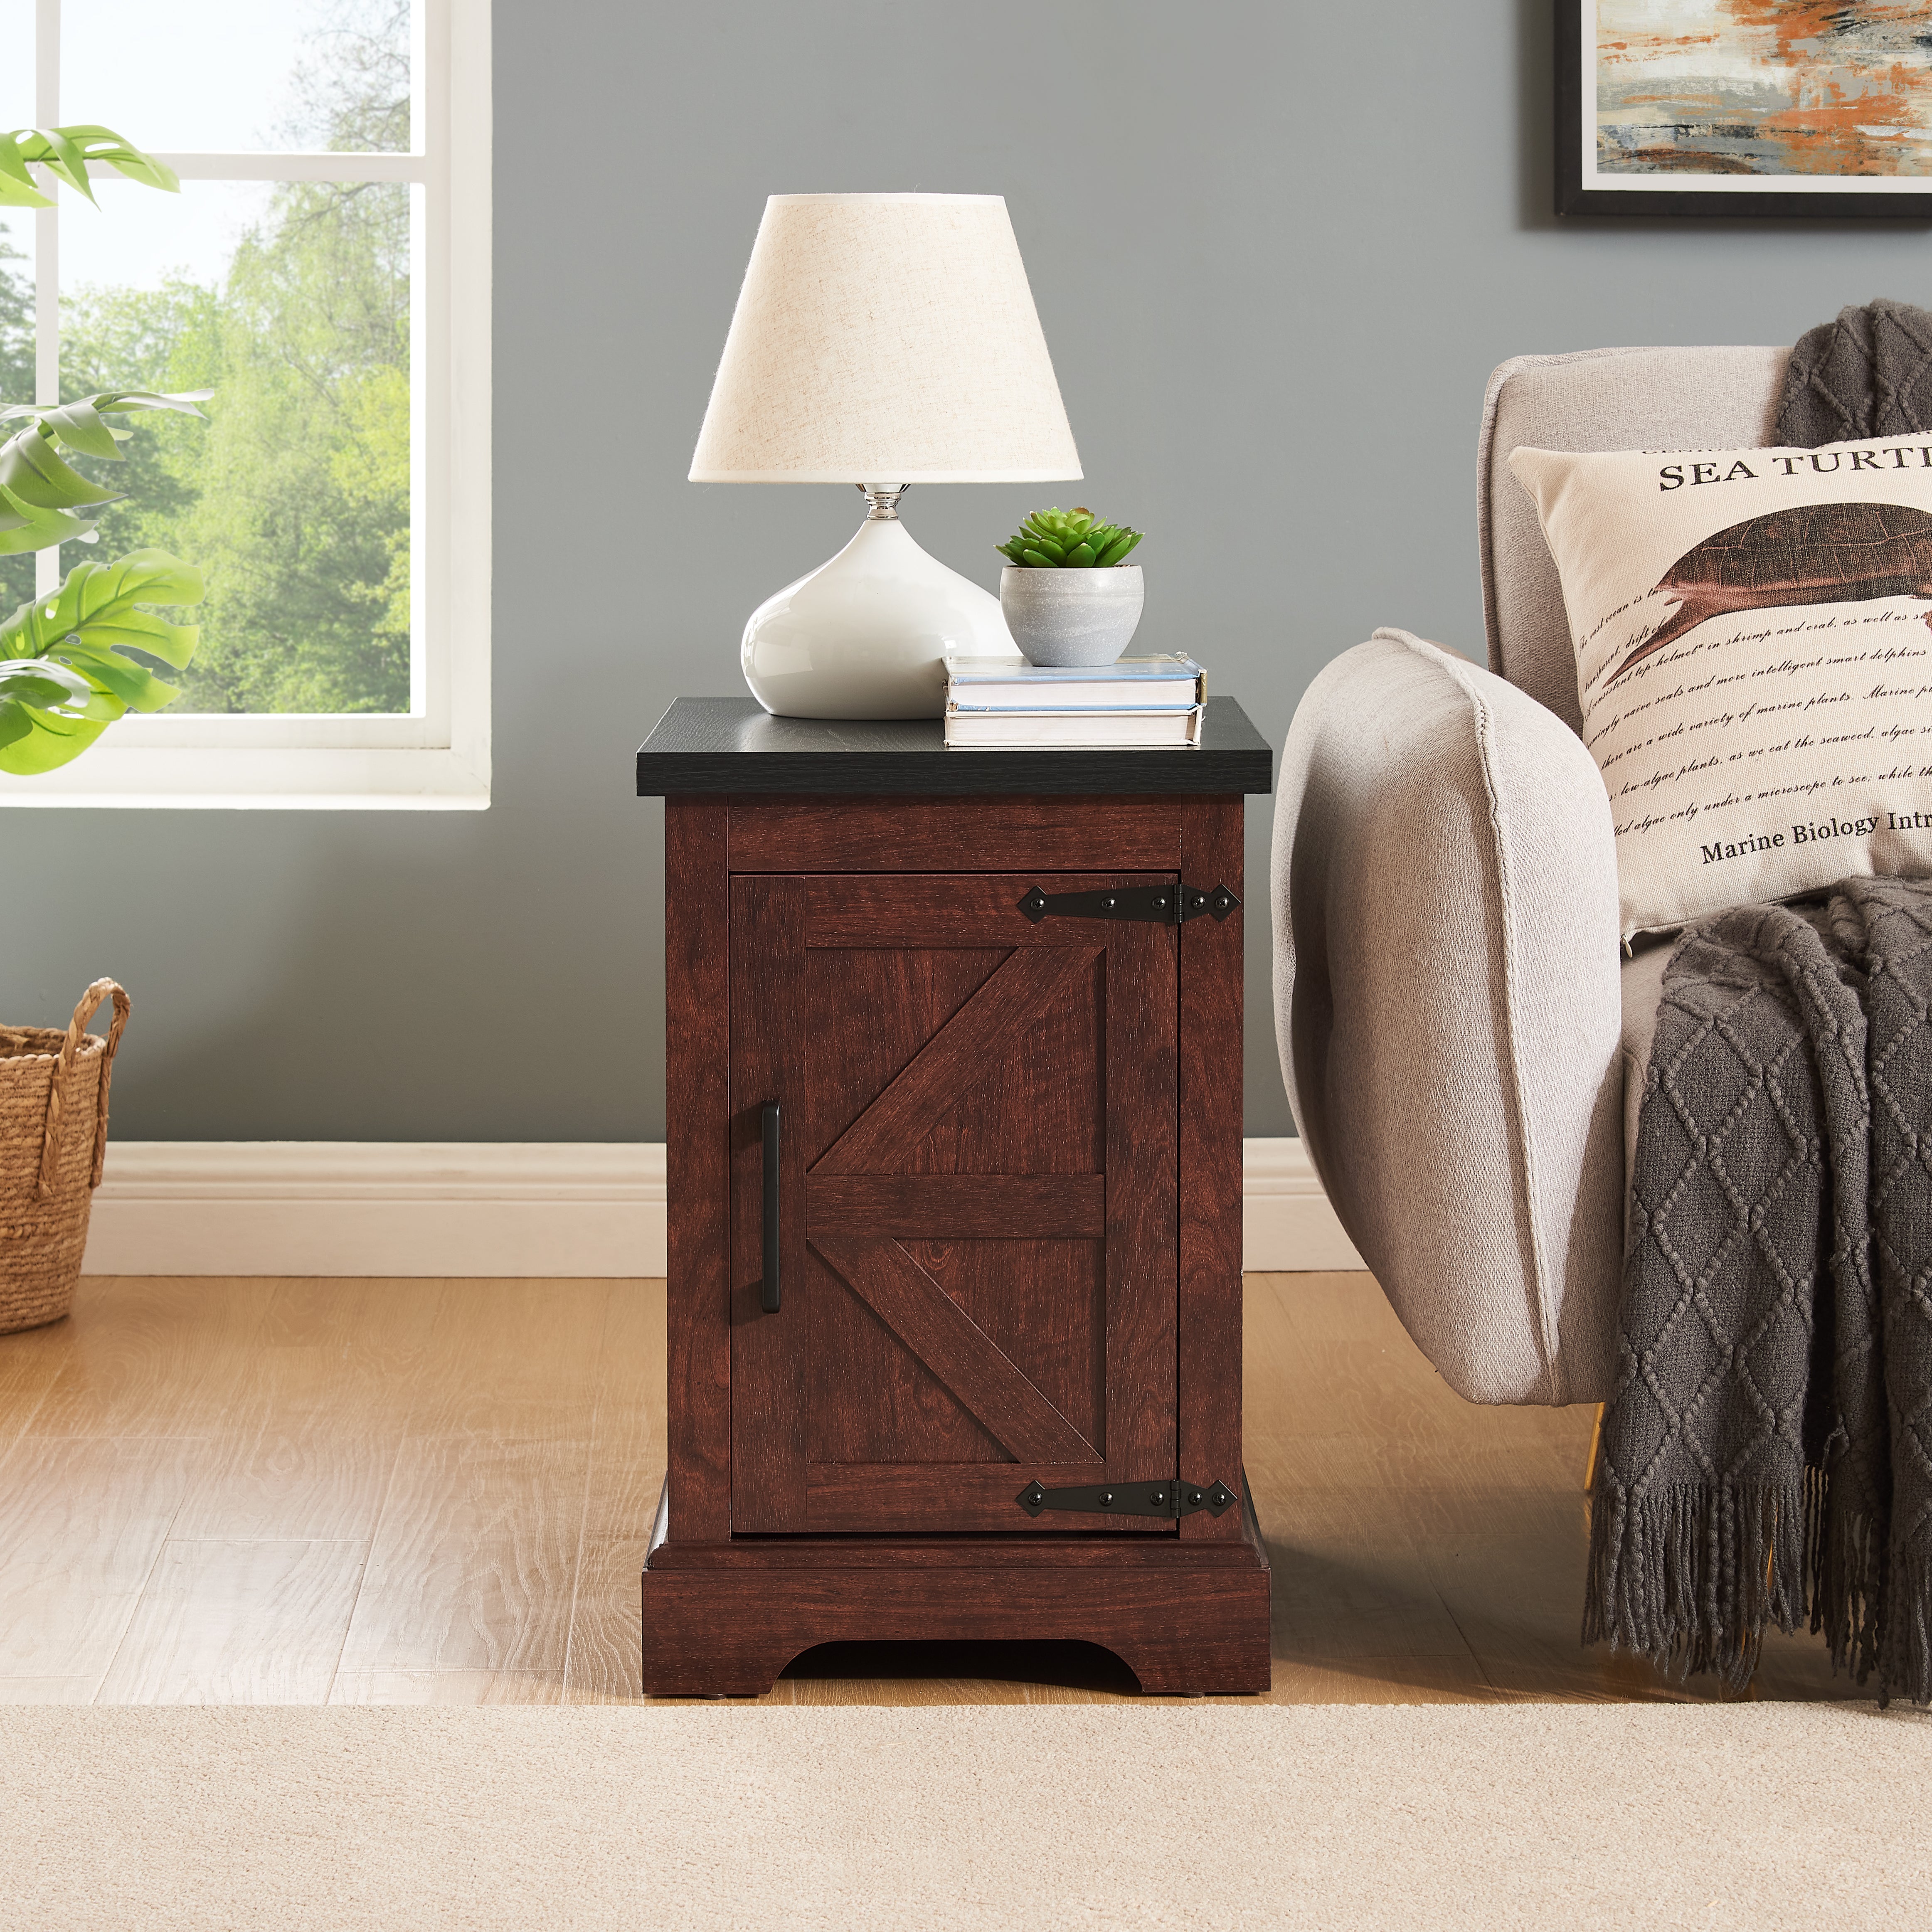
{"left": 943, "top": 652, "right": 1206, "bottom": 712}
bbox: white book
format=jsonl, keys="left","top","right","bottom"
{"left": 944, "top": 652, "right": 1206, "bottom": 712}
{"left": 944, "top": 705, "right": 1203, "bottom": 749}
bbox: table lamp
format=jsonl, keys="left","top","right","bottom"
{"left": 689, "top": 193, "right": 1083, "bottom": 719}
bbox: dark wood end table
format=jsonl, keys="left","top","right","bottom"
{"left": 635, "top": 695, "right": 1274, "bottom": 1695}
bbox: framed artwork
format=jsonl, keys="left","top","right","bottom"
{"left": 1558, "top": 2, "right": 1932, "bottom": 218}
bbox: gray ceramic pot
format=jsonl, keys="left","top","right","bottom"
{"left": 999, "top": 564, "right": 1144, "bottom": 667}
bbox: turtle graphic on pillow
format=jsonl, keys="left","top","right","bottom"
{"left": 1607, "top": 501, "right": 1932, "bottom": 683}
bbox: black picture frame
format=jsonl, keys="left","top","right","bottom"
{"left": 1556, "top": 2, "right": 1932, "bottom": 220}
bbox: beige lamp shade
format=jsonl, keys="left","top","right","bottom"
{"left": 689, "top": 194, "right": 1082, "bottom": 484}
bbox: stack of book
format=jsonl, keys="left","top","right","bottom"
{"left": 942, "top": 653, "right": 1206, "bottom": 749}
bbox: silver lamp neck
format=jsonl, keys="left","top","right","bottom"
{"left": 858, "top": 484, "right": 910, "bottom": 521}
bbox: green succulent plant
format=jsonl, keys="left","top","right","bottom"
{"left": 996, "top": 505, "right": 1143, "bottom": 569}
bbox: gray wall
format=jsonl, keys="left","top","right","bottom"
{"left": 8, "top": 0, "right": 1929, "bottom": 1141}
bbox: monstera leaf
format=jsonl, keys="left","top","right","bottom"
{"left": 0, "top": 391, "right": 210, "bottom": 555}
{"left": 0, "top": 125, "right": 180, "bottom": 208}
{"left": 0, "top": 551, "right": 203, "bottom": 775}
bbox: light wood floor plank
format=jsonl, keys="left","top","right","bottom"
{"left": 168, "top": 1281, "right": 441, "bottom": 1543}
{"left": 99, "top": 1538, "right": 367, "bottom": 1705}
{"left": 337, "top": 1433, "right": 590, "bottom": 1681}
{"left": 1029, "top": 1650, "right": 1497, "bottom": 1705}
{"left": 0, "top": 1434, "right": 203, "bottom": 1677}
{"left": 407, "top": 1279, "right": 618, "bottom": 1440}
{"left": 562, "top": 1535, "right": 657, "bottom": 1704}
{"left": 577, "top": 1281, "right": 668, "bottom": 1551}
{"left": 0, "top": 1270, "right": 1887, "bottom": 1707}
{"left": 0, "top": 1676, "right": 104, "bottom": 1703}
{"left": 25, "top": 1277, "right": 277, "bottom": 1439}
{"left": 330, "top": 1668, "right": 563, "bottom": 1706}
{"left": 0, "top": 1312, "right": 72, "bottom": 1461}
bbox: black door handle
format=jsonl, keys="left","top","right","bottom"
{"left": 760, "top": 1102, "right": 781, "bottom": 1313}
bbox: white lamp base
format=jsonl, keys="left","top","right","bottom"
{"left": 740, "top": 497, "right": 1018, "bottom": 720}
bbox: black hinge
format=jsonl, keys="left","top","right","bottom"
{"left": 1016, "top": 882, "right": 1240, "bottom": 926}
{"left": 1016, "top": 1477, "right": 1237, "bottom": 1519}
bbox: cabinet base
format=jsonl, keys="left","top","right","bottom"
{"left": 639, "top": 1478, "right": 1272, "bottom": 1697}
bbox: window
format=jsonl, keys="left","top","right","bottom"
{"left": 0, "top": 0, "right": 489, "bottom": 808}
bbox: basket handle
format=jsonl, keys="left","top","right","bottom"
{"left": 37, "top": 978, "right": 131, "bottom": 1202}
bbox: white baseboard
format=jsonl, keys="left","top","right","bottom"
{"left": 1240, "top": 1137, "right": 1365, "bottom": 1272}
{"left": 82, "top": 1137, "right": 1360, "bottom": 1278}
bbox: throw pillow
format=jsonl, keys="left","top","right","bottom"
{"left": 1510, "top": 436, "right": 1932, "bottom": 936}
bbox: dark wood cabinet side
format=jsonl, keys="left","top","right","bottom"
{"left": 663, "top": 797, "right": 732, "bottom": 1542}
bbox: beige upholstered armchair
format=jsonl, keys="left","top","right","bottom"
{"left": 1272, "top": 345, "right": 1789, "bottom": 1407}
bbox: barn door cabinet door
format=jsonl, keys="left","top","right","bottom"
{"left": 729, "top": 873, "right": 1179, "bottom": 1537}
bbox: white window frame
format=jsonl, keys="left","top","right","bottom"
{"left": 0, "top": 0, "right": 490, "bottom": 810}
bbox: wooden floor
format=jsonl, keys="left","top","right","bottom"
{"left": 0, "top": 1272, "right": 1863, "bottom": 1706}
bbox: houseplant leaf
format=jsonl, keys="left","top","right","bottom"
{"left": 0, "top": 550, "right": 203, "bottom": 774}
{"left": 0, "top": 393, "right": 209, "bottom": 554}
{"left": 0, "top": 479, "right": 107, "bottom": 552}
{"left": 0, "top": 124, "right": 181, "bottom": 208}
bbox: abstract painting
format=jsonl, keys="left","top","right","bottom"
{"left": 1557, "top": 2, "right": 1932, "bottom": 216}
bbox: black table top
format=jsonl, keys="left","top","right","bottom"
{"left": 635, "top": 696, "right": 1273, "bottom": 798}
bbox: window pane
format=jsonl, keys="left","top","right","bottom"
{"left": 0, "top": 0, "right": 34, "bottom": 131}
{"left": 63, "top": 0, "right": 412, "bottom": 153}
{"left": 63, "top": 176, "right": 412, "bottom": 715}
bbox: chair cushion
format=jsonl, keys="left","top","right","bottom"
{"left": 1479, "top": 346, "right": 1787, "bottom": 734}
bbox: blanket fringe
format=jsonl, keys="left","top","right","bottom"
{"left": 1585, "top": 1476, "right": 1807, "bottom": 1688}
{"left": 1807, "top": 1462, "right": 1883, "bottom": 1688}
{"left": 1878, "top": 1542, "right": 1932, "bottom": 1708}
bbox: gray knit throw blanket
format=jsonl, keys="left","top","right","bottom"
{"left": 1776, "top": 296, "right": 1932, "bottom": 444}
{"left": 1586, "top": 880, "right": 1932, "bottom": 1700}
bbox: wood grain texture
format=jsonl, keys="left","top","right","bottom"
{"left": 0, "top": 1309, "right": 69, "bottom": 1458}
{"left": 1102, "top": 917, "right": 1178, "bottom": 1486}
{"left": 0, "top": 1269, "right": 1886, "bottom": 1707}
{"left": 0, "top": 1432, "right": 204, "bottom": 1678}
{"left": 23, "top": 1276, "right": 275, "bottom": 1439}
{"left": 797, "top": 1461, "right": 1176, "bottom": 1534}
{"left": 730, "top": 798, "right": 1187, "bottom": 873}
{"left": 406, "top": 1278, "right": 612, "bottom": 1441}
{"left": 804, "top": 871, "right": 1172, "bottom": 951}
{"left": 169, "top": 1278, "right": 441, "bottom": 1543}
{"left": 0, "top": 1676, "right": 104, "bottom": 1703}
{"left": 719, "top": 857, "right": 1184, "bottom": 1545}
{"left": 810, "top": 1236, "right": 1099, "bottom": 1469}
{"left": 1176, "top": 796, "right": 1247, "bottom": 1541}
{"left": 639, "top": 1562, "right": 1272, "bottom": 1698}
{"left": 728, "top": 874, "right": 808, "bottom": 1533}
{"left": 329, "top": 1670, "right": 560, "bottom": 1706}
{"left": 807, "top": 1174, "right": 1105, "bottom": 1240}
{"left": 335, "top": 1434, "right": 590, "bottom": 1683}
{"left": 809, "top": 945, "right": 1090, "bottom": 1175}
{"left": 99, "top": 1538, "right": 368, "bottom": 1705}
{"left": 664, "top": 797, "right": 732, "bottom": 1543}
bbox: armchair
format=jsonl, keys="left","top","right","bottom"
{"left": 1272, "top": 344, "right": 1789, "bottom": 1405}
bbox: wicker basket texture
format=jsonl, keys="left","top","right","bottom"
{"left": 0, "top": 980, "right": 129, "bottom": 1335}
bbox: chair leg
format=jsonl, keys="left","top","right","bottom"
{"left": 1583, "top": 1402, "right": 1604, "bottom": 1493}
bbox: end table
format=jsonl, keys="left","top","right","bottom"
{"left": 634, "top": 695, "right": 1274, "bottom": 1695}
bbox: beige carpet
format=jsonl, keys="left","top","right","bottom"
{"left": 0, "top": 1703, "right": 1927, "bottom": 1929}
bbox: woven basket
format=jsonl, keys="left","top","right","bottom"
{"left": 0, "top": 980, "right": 129, "bottom": 1336}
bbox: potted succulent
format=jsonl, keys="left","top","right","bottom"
{"left": 995, "top": 505, "right": 1145, "bottom": 666}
